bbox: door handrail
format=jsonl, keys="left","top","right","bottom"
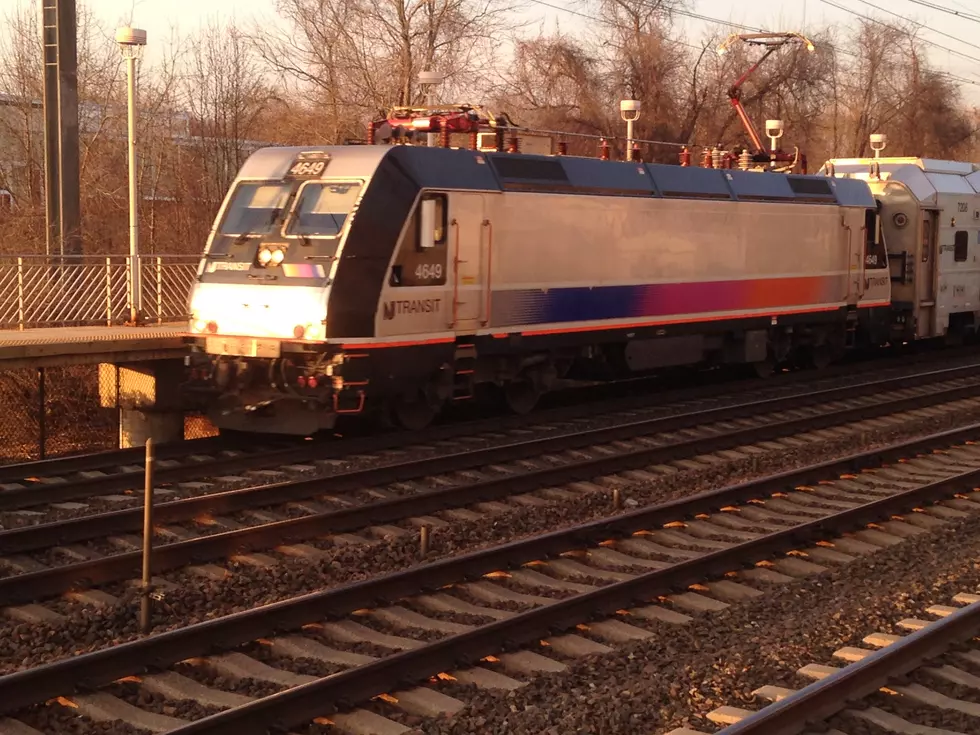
{"left": 450, "top": 218, "right": 460, "bottom": 328}
{"left": 858, "top": 223, "right": 867, "bottom": 298}
{"left": 481, "top": 219, "right": 493, "bottom": 326}
{"left": 842, "top": 216, "right": 854, "bottom": 302}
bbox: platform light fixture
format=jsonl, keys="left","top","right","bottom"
{"left": 117, "top": 26, "right": 147, "bottom": 323}
{"left": 870, "top": 133, "right": 887, "bottom": 158}
{"left": 765, "top": 119, "right": 784, "bottom": 166}
{"left": 620, "top": 100, "right": 641, "bottom": 162}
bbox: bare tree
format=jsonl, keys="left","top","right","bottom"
{"left": 254, "top": 0, "right": 525, "bottom": 142}
{"left": 178, "top": 20, "right": 272, "bottom": 217}
{"left": 0, "top": 3, "right": 45, "bottom": 213}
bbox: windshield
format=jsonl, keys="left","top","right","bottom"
{"left": 286, "top": 182, "right": 362, "bottom": 238}
{"left": 219, "top": 182, "right": 293, "bottom": 236}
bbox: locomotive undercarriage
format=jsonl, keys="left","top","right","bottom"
{"left": 183, "top": 317, "right": 863, "bottom": 435}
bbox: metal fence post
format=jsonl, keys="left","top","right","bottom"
{"left": 37, "top": 367, "right": 46, "bottom": 460}
{"left": 126, "top": 255, "right": 133, "bottom": 323}
{"left": 105, "top": 256, "right": 113, "bottom": 325}
{"left": 140, "top": 437, "right": 155, "bottom": 633}
{"left": 156, "top": 256, "right": 162, "bottom": 324}
{"left": 16, "top": 257, "right": 24, "bottom": 330}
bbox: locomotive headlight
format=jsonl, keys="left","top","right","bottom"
{"left": 291, "top": 323, "right": 325, "bottom": 342}
{"left": 270, "top": 248, "right": 285, "bottom": 266}
{"left": 258, "top": 248, "right": 274, "bottom": 265}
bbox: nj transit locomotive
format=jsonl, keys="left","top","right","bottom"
{"left": 184, "top": 138, "right": 906, "bottom": 435}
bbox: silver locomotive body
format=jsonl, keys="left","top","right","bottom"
{"left": 185, "top": 145, "right": 887, "bottom": 434}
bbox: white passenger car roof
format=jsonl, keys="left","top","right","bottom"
{"left": 820, "top": 157, "right": 980, "bottom": 205}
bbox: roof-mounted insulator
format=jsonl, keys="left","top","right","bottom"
{"left": 679, "top": 147, "right": 691, "bottom": 167}
{"left": 469, "top": 130, "right": 478, "bottom": 150}
{"left": 507, "top": 136, "right": 520, "bottom": 153}
{"left": 439, "top": 119, "right": 450, "bottom": 148}
{"left": 557, "top": 141, "right": 568, "bottom": 156}
{"left": 366, "top": 121, "right": 376, "bottom": 146}
{"left": 599, "top": 139, "right": 610, "bottom": 160}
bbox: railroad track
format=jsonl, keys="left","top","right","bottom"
{"left": 697, "top": 592, "right": 980, "bottom": 735}
{"left": 2, "top": 347, "right": 977, "bottom": 519}
{"left": 4, "top": 422, "right": 980, "bottom": 733}
{"left": 2, "top": 364, "right": 980, "bottom": 613}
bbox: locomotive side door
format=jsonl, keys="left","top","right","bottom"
{"left": 917, "top": 209, "right": 939, "bottom": 337}
{"left": 448, "top": 192, "right": 490, "bottom": 332}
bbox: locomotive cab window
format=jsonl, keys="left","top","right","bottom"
{"left": 955, "top": 230, "right": 969, "bottom": 262}
{"left": 219, "top": 183, "right": 293, "bottom": 237}
{"left": 390, "top": 193, "right": 449, "bottom": 287}
{"left": 208, "top": 182, "right": 295, "bottom": 262}
{"left": 286, "top": 182, "right": 362, "bottom": 239}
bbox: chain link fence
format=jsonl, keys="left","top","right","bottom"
{"left": 0, "top": 366, "right": 217, "bottom": 465}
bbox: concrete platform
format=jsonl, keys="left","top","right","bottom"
{"left": 0, "top": 324, "right": 186, "bottom": 369}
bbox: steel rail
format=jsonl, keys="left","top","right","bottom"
{"left": 0, "top": 422, "right": 977, "bottom": 716}
{"left": 716, "top": 599, "right": 980, "bottom": 735}
{"left": 0, "top": 351, "right": 974, "bottom": 500}
{"left": 5, "top": 363, "right": 979, "bottom": 551}
{"left": 0, "top": 434, "right": 238, "bottom": 484}
{"left": 0, "top": 355, "right": 766, "bottom": 485}
{"left": 0, "top": 366, "right": 769, "bottom": 509}
{"left": 0, "top": 343, "right": 973, "bottom": 485}
{"left": 5, "top": 365, "right": 967, "bottom": 556}
{"left": 152, "top": 445, "right": 980, "bottom": 733}
{"left": 0, "top": 375, "right": 673, "bottom": 484}
{"left": 0, "top": 371, "right": 978, "bottom": 605}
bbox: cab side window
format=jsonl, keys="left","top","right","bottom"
{"left": 954, "top": 230, "right": 968, "bottom": 262}
{"left": 864, "top": 208, "right": 887, "bottom": 269}
{"left": 389, "top": 194, "right": 448, "bottom": 287}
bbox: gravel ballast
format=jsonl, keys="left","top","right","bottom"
{"left": 2, "top": 399, "right": 980, "bottom": 678}
{"left": 409, "top": 510, "right": 980, "bottom": 734}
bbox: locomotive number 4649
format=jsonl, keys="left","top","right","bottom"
{"left": 289, "top": 160, "right": 327, "bottom": 178}
{"left": 415, "top": 264, "right": 443, "bottom": 280}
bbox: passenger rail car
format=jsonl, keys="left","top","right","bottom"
{"left": 822, "top": 157, "right": 980, "bottom": 341}
{"left": 185, "top": 144, "right": 889, "bottom": 434}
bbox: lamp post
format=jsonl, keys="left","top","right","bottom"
{"left": 419, "top": 71, "right": 445, "bottom": 148}
{"left": 620, "top": 99, "right": 641, "bottom": 162}
{"left": 116, "top": 26, "right": 147, "bottom": 324}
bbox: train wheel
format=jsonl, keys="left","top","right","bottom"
{"left": 504, "top": 379, "right": 541, "bottom": 415}
{"left": 390, "top": 391, "right": 437, "bottom": 431}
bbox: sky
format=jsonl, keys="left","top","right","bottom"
{"left": 4, "top": 0, "right": 980, "bottom": 102}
